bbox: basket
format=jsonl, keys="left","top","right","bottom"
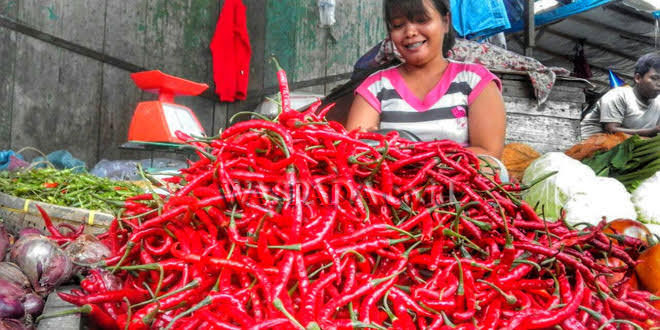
{"left": 0, "top": 191, "right": 114, "bottom": 236}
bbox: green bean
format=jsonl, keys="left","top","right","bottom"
{"left": 0, "top": 168, "right": 145, "bottom": 214}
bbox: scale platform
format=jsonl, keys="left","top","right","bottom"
{"left": 127, "top": 70, "right": 208, "bottom": 144}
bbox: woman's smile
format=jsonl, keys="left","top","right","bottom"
{"left": 405, "top": 40, "right": 427, "bottom": 50}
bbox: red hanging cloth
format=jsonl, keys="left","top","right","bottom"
{"left": 210, "top": 0, "right": 252, "bottom": 102}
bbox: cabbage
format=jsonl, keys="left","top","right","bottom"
{"left": 522, "top": 153, "right": 596, "bottom": 221}
{"left": 562, "top": 177, "right": 636, "bottom": 225}
{"left": 632, "top": 170, "right": 660, "bottom": 225}
{"left": 522, "top": 152, "right": 636, "bottom": 225}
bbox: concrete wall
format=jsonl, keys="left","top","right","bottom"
{"left": 0, "top": 0, "right": 386, "bottom": 166}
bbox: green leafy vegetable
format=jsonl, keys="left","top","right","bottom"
{"left": 582, "top": 134, "right": 660, "bottom": 192}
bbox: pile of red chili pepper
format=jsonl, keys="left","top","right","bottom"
{"left": 54, "top": 65, "right": 660, "bottom": 330}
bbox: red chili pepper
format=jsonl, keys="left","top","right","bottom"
{"left": 38, "top": 304, "right": 119, "bottom": 330}
{"left": 520, "top": 271, "right": 585, "bottom": 328}
{"left": 42, "top": 182, "right": 59, "bottom": 188}
{"left": 271, "top": 56, "right": 291, "bottom": 113}
{"left": 58, "top": 289, "right": 148, "bottom": 306}
{"left": 35, "top": 204, "right": 71, "bottom": 241}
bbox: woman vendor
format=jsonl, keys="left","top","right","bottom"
{"left": 345, "top": 0, "right": 507, "bottom": 159}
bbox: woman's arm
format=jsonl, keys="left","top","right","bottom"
{"left": 466, "top": 81, "right": 506, "bottom": 158}
{"left": 346, "top": 94, "right": 380, "bottom": 132}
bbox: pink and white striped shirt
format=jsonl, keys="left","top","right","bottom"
{"left": 355, "top": 61, "right": 501, "bottom": 144}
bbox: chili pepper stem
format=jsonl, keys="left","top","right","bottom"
{"left": 476, "top": 279, "right": 517, "bottom": 305}
{"left": 452, "top": 253, "right": 465, "bottom": 296}
{"left": 442, "top": 228, "right": 489, "bottom": 256}
{"left": 273, "top": 298, "right": 305, "bottom": 330}
{"left": 305, "top": 322, "right": 321, "bottom": 330}
{"left": 164, "top": 296, "right": 212, "bottom": 329}
{"left": 230, "top": 111, "right": 275, "bottom": 123}
{"left": 440, "top": 311, "right": 456, "bottom": 328}
{"left": 597, "top": 319, "right": 644, "bottom": 330}
{"left": 110, "top": 241, "right": 135, "bottom": 273}
{"left": 36, "top": 304, "right": 92, "bottom": 323}
{"left": 131, "top": 279, "right": 200, "bottom": 309}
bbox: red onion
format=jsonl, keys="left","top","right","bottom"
{"left": 0, "top": 224, "right": 9, "bottom": 261}
{"left": 0, "top": 318, "right": 28, "bottom": 330}
{"left": 63, "top": 234, "right": 110, "bottom": 275}
{"left": 17, "top": 228, "right": 41, "bottom": 238}
{"left": 0, "top": 295, "right": 23, "bottom": 320}
{"left": 21, "top": 293, "right": 43, "bottom": 317}
{"left": 9, "top": 235, "right": 72, "bottom": 296}
{"left": 0, "top": 263, "right": 31, "bottom": 292}
{"left": 0, "top": 278, "right": 25, "bottom": 299}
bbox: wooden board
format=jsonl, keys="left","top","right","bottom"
{"left": 357, "top": 0, "right": 387, "bottom": 58}
{"left": 501, "top": 78, "right": 587, "bottom": 103}
{"left": 506, "top": 113, "right": 581, "bottom": 153}
{"left": 103, "top": 0, "right": 149, "bottom": 66}
{"left": 0, "top": 25, "right": 14, "bottom": 150}
{"left": 11, "top": 34, "right": 100, "bottom": 166}
{"left": 265, "top": 0, "right": 298, "bottom": 87}
{"left": 0, "top": 1, "right": 17, "bottom": 150}
{"left": 503, "top": 96, "right": 583, "bottom": 120}
{"left": 321, "top": 1, "right": 358, "bottom": 77}
{"left": 99, "top": 65, "right": 144, "bottom": 161}
{"left": 9, "top": 0, "right": 105, "bottom": 166}
{"left": 97, "top": 0, "right": 148, "bottom": 160}
{"left": 37, "top": 286, "right": 82, "bottom": 330}
{"left": 244, "top": 0, "right": 266, "bottom": 92}
{"left": 0, "top": 191, "right": 114, "bottom": 235}
{"left": 294, "top": 1, "right": 326, "bottom": 84}
{"left": 143, "top": 0, "right": 215, "bottom": 81}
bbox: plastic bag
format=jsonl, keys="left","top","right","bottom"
{"left": 0, "top": 150, "right": 25, "bottom": 170}
{"left": 33, "top": 150, "right": 86, "bottom": 173}
{"left": 90, "top": 158, "right": 188, "bottom": 181}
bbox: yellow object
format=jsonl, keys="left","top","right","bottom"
{"left": 501, "top": 143, "right": 541, "bottom": 182}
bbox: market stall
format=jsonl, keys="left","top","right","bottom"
{"left": 1, "top": 64, "right": 659, "bottom": 328}
{"left": 0, "top": 0, "right": 659, "bottom": 329}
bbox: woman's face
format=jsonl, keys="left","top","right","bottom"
{"left": 388, "top": 0, "right": 449, "bottom": 67}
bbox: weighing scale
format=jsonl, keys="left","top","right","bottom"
{"left": 126, "top": 70, "right": 208, "bottom": 144}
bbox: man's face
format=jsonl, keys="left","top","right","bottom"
{"left": 635, "top": 67, "right": 660, "bottom": 100}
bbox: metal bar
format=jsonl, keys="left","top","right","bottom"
{"left": 524, "top": 0, "right": 536, "bottom": 57}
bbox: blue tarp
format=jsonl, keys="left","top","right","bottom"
{"left": 503, "top": 0, "right": 612, "bottom": 34}
{"left": 450, "top": 0, "right": 612, "bottom": 39}
{"left": 450, "top": 0, "right": 510, "bottom": 38}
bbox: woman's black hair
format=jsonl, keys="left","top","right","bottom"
{"left": 383, "top": 0, "right": 456, "bottom": 57}
{"left": 634, "top": 52, "right": 660, "bottom": 76}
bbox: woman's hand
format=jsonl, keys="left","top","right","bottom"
{"left": 467, "top": 81, "right": 506, "bottom": 158}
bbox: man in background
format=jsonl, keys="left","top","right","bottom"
{"left": 580, "top": 52, "right": 660, "bottom": 139}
